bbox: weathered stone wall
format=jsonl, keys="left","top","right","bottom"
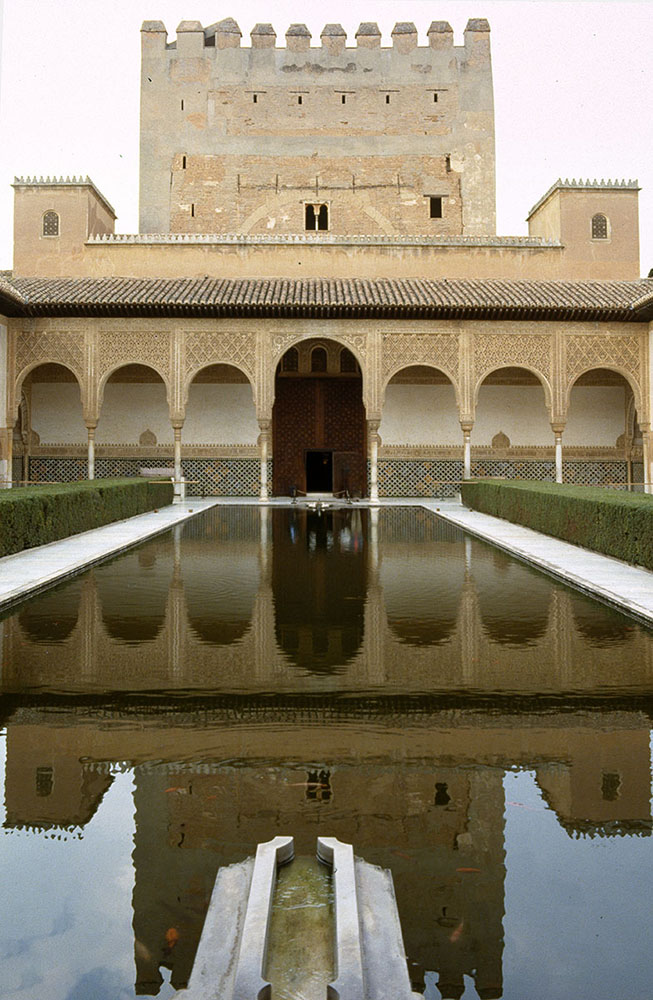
{"left": 139, "top": 18, "right": 496, "bottom": 237}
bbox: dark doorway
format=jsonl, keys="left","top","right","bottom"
{"left": 306, "top": 450, "right": 333, "bottom": 492}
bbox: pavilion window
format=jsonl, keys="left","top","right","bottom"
{"left": 42, "top": 211, "right": 59, "bottom": 237}
{"left": 282, "top": 347, "right": 299, "bottom": 372}
{"left": 592, "top": 213, "right": 608, "bottom": 239}
{"left": 305, "top": 203, "right": 329, "bottom": 231}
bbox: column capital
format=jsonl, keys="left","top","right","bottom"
{"left": 257, "top": 418, "right": 272, "bottom": 433}
{"left": 460, "top": 421, "right": 473, "bottom": 434}
{"left": 550, "top": 422, "right": 566, "bottom": 436}
{"left": 171, "top": 416, "right": 185, "bottom": 430}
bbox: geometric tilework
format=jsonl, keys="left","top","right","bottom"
{"left": 28, "top": 456, "right": 271, "bottom": 496}
{"left": 376, "top": 458, "right": 631, "bottom": 497}
{"left": 27, "top": 455, "right": 633, "bottom": 495}
{"left": 377, "top": 459, "right": 464, "bottom": 497}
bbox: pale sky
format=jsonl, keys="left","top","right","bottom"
{"left": 0, "top": 0, "right": 650, "bottom": 274}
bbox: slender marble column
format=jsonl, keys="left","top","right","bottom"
{"left": 173, "top": 425, "right": 183, "bottom": 486}
{"left": 86, "top": 424, "right": 96, "bottom": 480}
{"left": 258, "top": 420, "right": 270, "bottom": 501}
{"left": 551, "top": 424, "right": 565, "bottom": 484}
{"left": 368, "top": 420, "right": 380, "bottom": 503}
{"left": 642, "top": 427, "right": 652, "bottom": 494}
{"left": 461, "top": 423, "right": 473, "bottom": 480}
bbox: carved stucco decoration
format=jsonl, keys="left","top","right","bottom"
{"left": 184, "top": 330, "right": 258, "bottom": 389}
{"left": 380, "top": 333, "right": 461, "bottom": 417}
{"left": 95, "top": 331, "right": 173, "bottom": 411}
{"left": 14, "top": 330, "right": 86, "bottom": 417}
{"left": 564, "top": 333, "right": 645, "bottom": 416}
{"left": 472, "top": 334, "right": 553, "bottom": 410}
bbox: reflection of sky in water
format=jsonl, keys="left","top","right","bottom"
{"left": 0, "top": 734, "right": 152, "bottom": 1000}
{"left": 502, "top": 769, "right": 653, "bottom": 1000}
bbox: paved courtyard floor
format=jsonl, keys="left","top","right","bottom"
{"left": 0, "top": 495, "right": 651, "bottom": 624}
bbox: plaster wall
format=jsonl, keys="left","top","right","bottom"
{"left": 15, "top": 239, "right": 569, "bottom": 280}
{"left": 31, "top": 383, "right": 86, "bottom": 443}
{"left": 380, "top": 385, "right": 460, "bottom": 445}
{"left": 184, "top": 384, "right": 259, "bottom": 444}
{"left": 472, "top": 386, "right": 625, "bottom": 446}
{"left": 96, "top": 384, "right": 172, "bottom": 445}
{"left": 565, "top": 386, "right": 626, "bottom": 446}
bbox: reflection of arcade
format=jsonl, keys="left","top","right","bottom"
{"left": 272, "top": 508, "right": 367, "bottom": 672}
{"left": 3, "top": 709, "right": 652, "bottom": 996}
{"left": 3, "top": 507, "right": 653, "bottom": 697}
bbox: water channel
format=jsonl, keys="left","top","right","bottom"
{"left": 1, "top": 506, "right": 652, "bottom": 999}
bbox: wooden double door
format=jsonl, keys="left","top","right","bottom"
{"left": 272, "top": 377, "right": 367, "bottom": 496}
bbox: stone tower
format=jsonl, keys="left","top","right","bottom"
{"left": 139, "top": 18, "right": 496, "bottom": 237}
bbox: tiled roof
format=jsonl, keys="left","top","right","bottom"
{"left": 3, "top": 275, "right": 653, "bottom": 321}
{"left": 0, "top": 275, "right": 25, "bottom": 312}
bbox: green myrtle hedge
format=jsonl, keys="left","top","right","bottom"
{"left": 460, "top": 479, "right": 653, "bottom": 570}
{"left": 0, "top": 477, "right": 174, "bottom": 558}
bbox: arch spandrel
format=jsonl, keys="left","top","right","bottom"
{"left": 565, "top": 365, "right": 643, "bottom": 420}
{"left": 564, "top": 332, "right": 646, "bottom": 420}
{"left": 381, "top": 362, "right": 461, "bottom": 411}
{"left": 13, "top": 361, "right": 86, "bottom": 422}
{"left": 183, "top": 361, "right": 257, "bottom": 412}
{"left": 97, "top": 362, "right": 172, "bottom": 415}
{"left": 473, "top": 364, "right": 553, "bottom": 414}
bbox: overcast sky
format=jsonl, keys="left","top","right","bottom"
{"left": 0, "top": 0, "right": 650, "bottom": 274}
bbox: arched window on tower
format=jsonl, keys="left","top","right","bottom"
{"left": 591, "top": 213, "right": 608, "bottom": 239}
{"left": 42, "top": 211, "right": 60, "bottom": 237}
{"left": 340, "top": 348, "right": 358, "bottom": 373}
{"left": 311, "top": 347, "right": 327, "bottom": 372}
{"left": 282, "top": 347, "right": 299, "bottom": 372}
{"left": 305, "top": 203, "right": 329, "bottom": 231}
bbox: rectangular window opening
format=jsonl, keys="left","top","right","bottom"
{"left": 429, "top": 196, "right": 443, "bottom": 220}
{"left": 341, "top": 94, "right": 346, "bottom": 104}
{"left": 191, "top": 203, "right": 195, "bottom": 218}
{"left": 385, "top": 94, "right": 390, "bottom": 104}
{"left": 180, "top": 99, "right": 184, "bottom": 111}
{"left": 253, "top": 93, "right": 258, "bottom": 104}
{"left": 433, "top": 93, "right": 439, "bottom": 103}
{"left": 298, "top": 95, "right": 303, "bottom": 105}
{"left": 182, "top": 155, "right": 187, "bottom": 169}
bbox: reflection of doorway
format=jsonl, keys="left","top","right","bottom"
{"left": 306, "top": 450, "right": 333, "bottom": 493}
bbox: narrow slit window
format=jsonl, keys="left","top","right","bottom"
{"left": 298, "top": 95, "right": 303, "bottom": 105}
{"left": 433, "top": 92, "right": 439, "bottom": 103}
{"left": 191, "top": 203, "right": 195, "bottom": 218}
{"left": 180, "top": 99, "right": 184, "bottom": 111}
{"left": 42, "top": 211, "right": 59, "bottom": 237}
{"left": 341, "top": 94, "right": 346, "bottom": 104}
{"left": 385, "top": 94, "right": 390, "bottom": 104}
{"left": 592, "top": 213, "right": 608, "bottom": 239}
{"left": 429, "top": 196, "right": 443, "bottom": 219}
{"left": 182, "top": 155, "right": 187, "bottom": 169}
{"left": 253, "top": 93, "right": 258, "bottom": 103}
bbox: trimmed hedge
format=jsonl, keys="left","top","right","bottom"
{"left": 0, "top": 477, "right": 174, "bottom": 557}
{"left": 460, "top": 479, "right": 653, "bottom": 570}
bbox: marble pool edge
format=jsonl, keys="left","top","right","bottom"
{"left": 0, "top": 495, "right": 651, "bottom": 626}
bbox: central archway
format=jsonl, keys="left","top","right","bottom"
{"left": 273, "top": 339, "right": 367, "bottom": 496}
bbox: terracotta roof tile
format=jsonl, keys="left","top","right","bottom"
{"left": 2, "top": 275, "right": 652, "bottom": 321}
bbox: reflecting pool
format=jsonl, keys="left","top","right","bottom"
{"left": 1, "top": 506, "right": 652, "bottom": 999}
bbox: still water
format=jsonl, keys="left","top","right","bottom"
{"left": 1, "top": 506, "right": 652, "bottom": 999}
